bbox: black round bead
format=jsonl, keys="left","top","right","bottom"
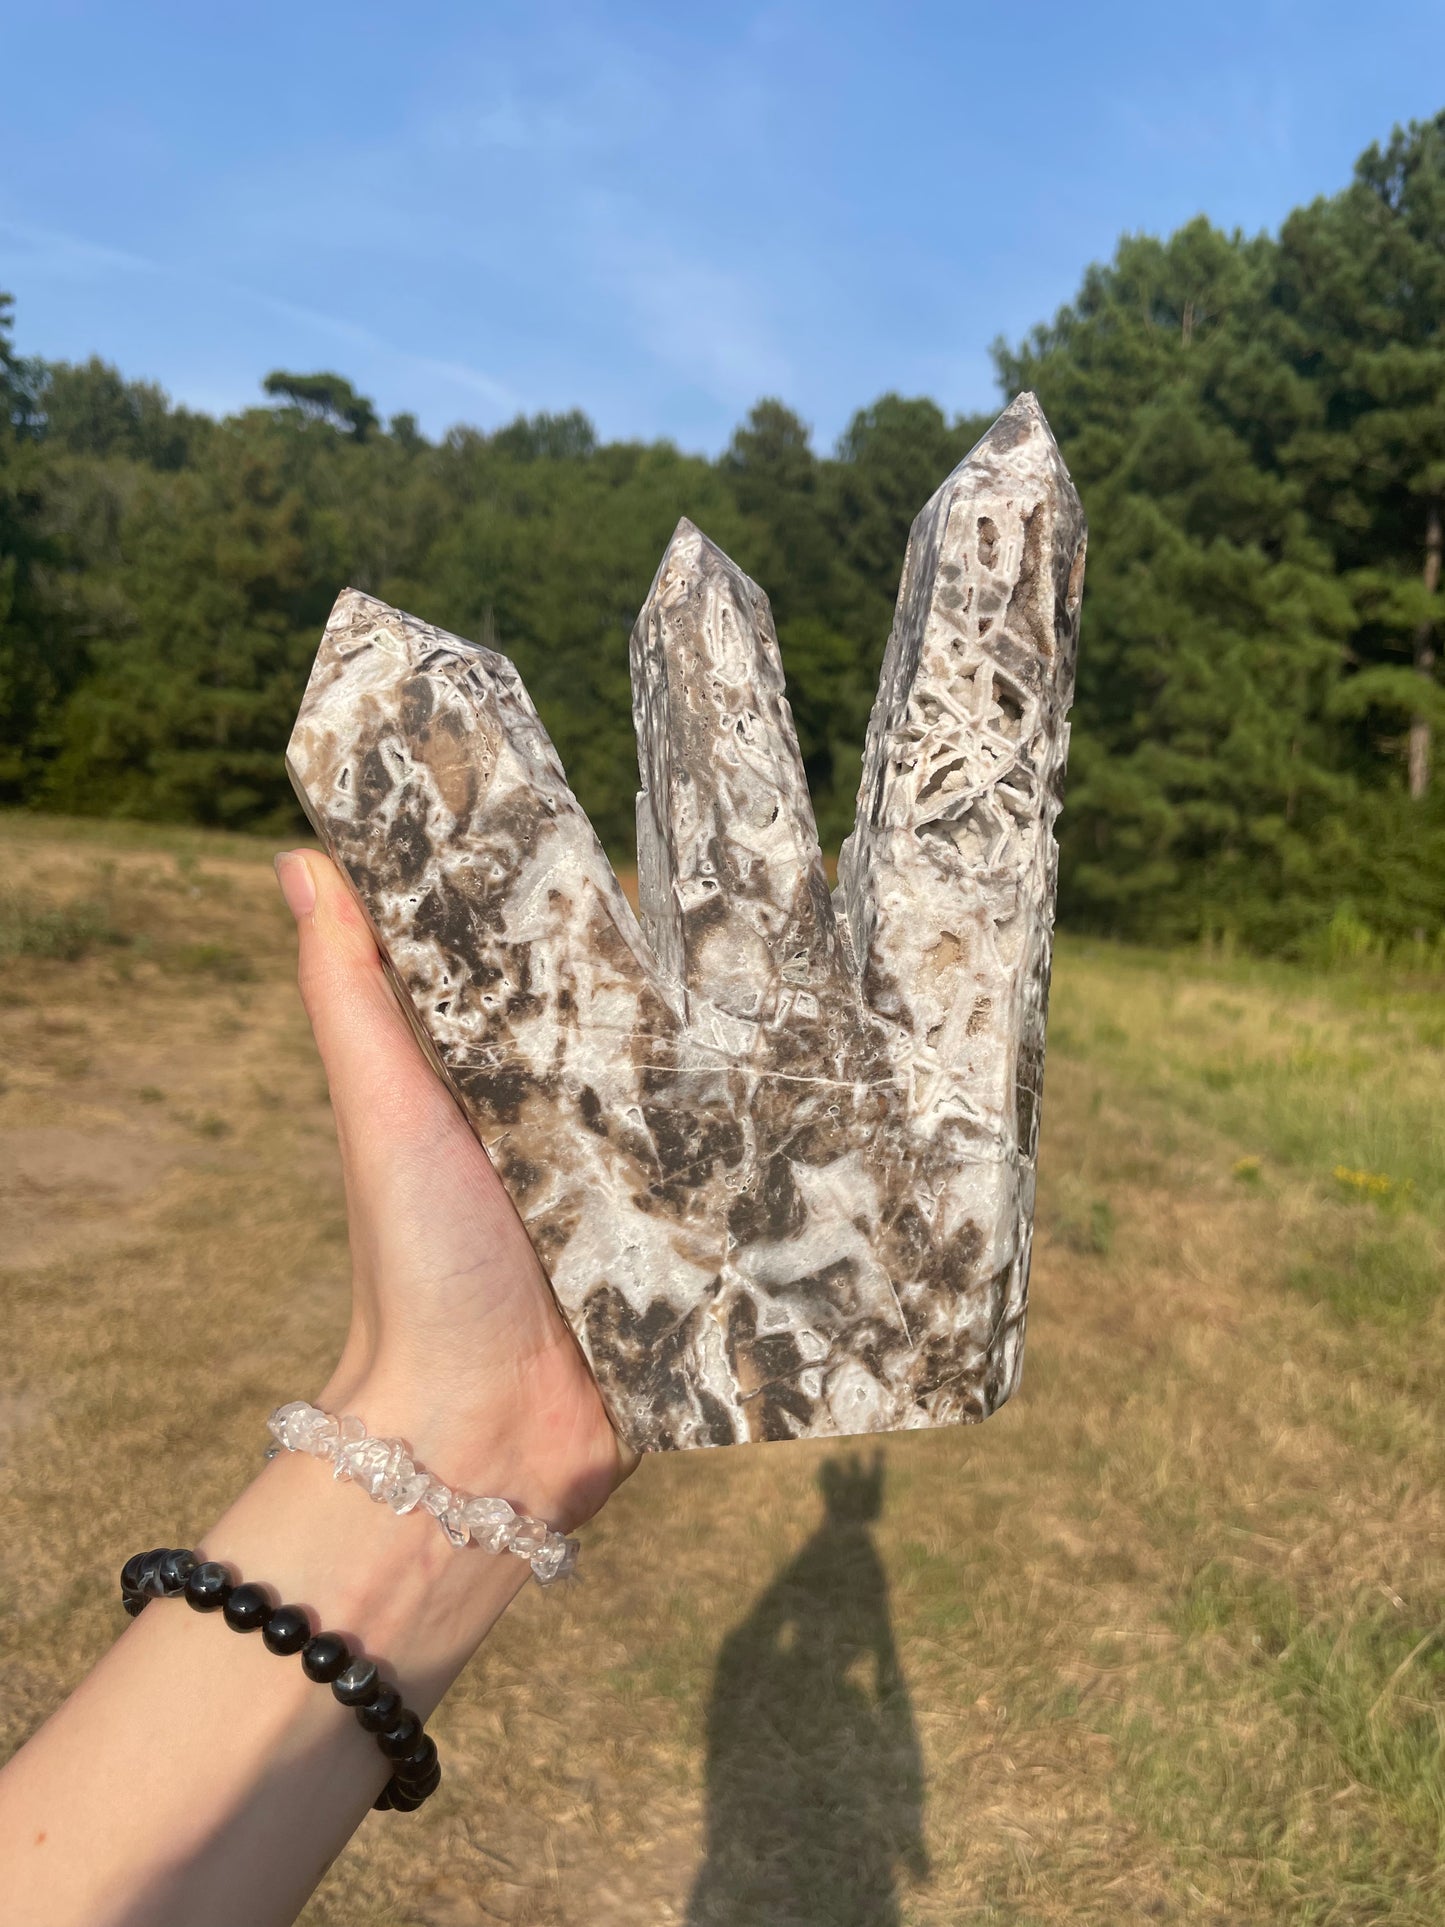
{"left": 301, "top": 1632, "right": 350, "bottom": 1682}
{"left": 120, "top": 1551, "right": 150, "bottom": 1596}
{"left": 223, "top": 1582, "right": 272, "bottom": 1633}
{"left": 373, "top": 1780, "right": 395, "bottom": 1811}
{"left": 137, "top": 1549, "right": 171, "bottom": 1597}
{"left": 408, "top": 1762, "right": 441, "bottom": 1802}
{"left": 378, "top": 1711, "right": 422, "bottom": 1759}
{"left": 331, "top": 1658, "right": 380, "bottom": 1707}
{"left": 393, "top": 1734, "right": 438, "bottom": 1784}
{"left": 184, "top": 1562, "right": 233, "bottom": 1612}
{"left": 356, "top": 1686, "right": 402, "bottom": 1733}
{"left": 388, "top": 1782, "right": 425, "bottom": 1812}
{"left": 122, "top": 1592, "right": 147, "bottom": 1620}
{"left": 156, "top": 1549, "right": 198, "bottom": 1596}
{"left": 262, "top": 1604, "right": 311, "bottom": 1656}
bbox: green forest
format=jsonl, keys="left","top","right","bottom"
{"left": 3, "top": 112, "right": 1443, "bottom": 958}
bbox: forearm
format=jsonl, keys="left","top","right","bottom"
{"left": 0, "top": 1380, "right": 548, "bottom": 1927}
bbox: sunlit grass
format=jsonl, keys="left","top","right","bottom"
{"left": 0, "top": 819, "right": 1440, "bottom": 1925}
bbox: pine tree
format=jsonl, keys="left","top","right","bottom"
{"left": 45, "top": 427, "right": 324, "bottom": 826}
{"left": 1268, "top": 112, "right": 1445, "bottom": 800}
{"left": 996, "top": 222, "right": 1359, "bottom": 945}
{"left": 0, "top": 294, "right": 70, "bottom": 800}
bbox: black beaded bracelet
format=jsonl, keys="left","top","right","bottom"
{"left": 120, "top": 1547, "right": 442, "bottom": 1812}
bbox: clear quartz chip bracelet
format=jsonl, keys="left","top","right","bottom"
{"left": 265, "top": 1401, "right": 579, "bottom": 1585}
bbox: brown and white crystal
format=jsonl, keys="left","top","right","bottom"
{"left": 286, "top": 393, "right": 1086, "bottom": 1453}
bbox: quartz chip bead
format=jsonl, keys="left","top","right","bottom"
{"left": 461, "top": 1496, "right": 516, "bottom": 1553}
{"left": 529, "top": 1536, "right": 575, "bottom": 1585}
{"left": 342, "top": 1436, "right": 397, "bottom": 1497}
{"left": 506, "top": 1517, "right": 550, "bottom": 1559}
{"left": 387, "top": 1468, "right": 431, "bottom": 1516}
{"left": 267, "top": 1401, "right": 340, "bottom": 1461}
{"left": 266, "top": 1400, "right": 310, "bottom": 1445}
{"left": 422, "top": 1483, "right": 468, "bottom": 1549}
{"left": 331, "top": 1415, "right": 370, "bottom": 1484}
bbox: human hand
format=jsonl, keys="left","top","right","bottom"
{"left": 0, "top": 849, "right": 633, "bottom": 1927}
{"left": 274, "top": 848, "right": 635, "bottom": 1532}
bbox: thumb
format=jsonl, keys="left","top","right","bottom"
{"left": 274, "top": 848, "right": 467, "bottom": 1158}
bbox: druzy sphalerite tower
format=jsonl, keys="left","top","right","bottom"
{"left": 287, "top": 393, "right": 1086, "bottom": 1452}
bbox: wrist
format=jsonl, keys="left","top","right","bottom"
{"left": 201, "top": 1447, "right": 528, "bottom": 1720}
{"left": 315, "top": 1357, "right": 624, "bottom": 1536}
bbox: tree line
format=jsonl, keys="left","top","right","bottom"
{"left": 2, "top": 111, "right": 1443, "bottom": 957}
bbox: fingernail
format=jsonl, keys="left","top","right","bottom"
{"left": 274, "top": 851, "right": 317, "bottom": 921}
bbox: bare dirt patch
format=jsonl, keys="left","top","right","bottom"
{"left": 0, "top": 1125, "right": 189, "bottom": 1269}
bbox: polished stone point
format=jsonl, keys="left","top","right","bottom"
{"left": 286, "top": 393, "right": 1086, "bottom": 1453}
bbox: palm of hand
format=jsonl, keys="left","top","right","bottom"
{"left": 282, "top": 849, "right": 632, "bottom": 1531}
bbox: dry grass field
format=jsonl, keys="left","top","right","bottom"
{"left": 1, "top": 811, "right": 1442, "bottom": 1926}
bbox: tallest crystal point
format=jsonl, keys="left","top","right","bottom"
{"left": 286, "top": 394, "right": 1086, "bottom": 1453}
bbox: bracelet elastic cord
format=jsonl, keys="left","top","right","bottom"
{"left": 265, "top": 1401, "right": 579, "bottom": 1584}
{"left": 120, "top": 1548, "right": 440, "bottom": 1813}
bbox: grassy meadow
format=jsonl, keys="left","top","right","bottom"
{"left": 0, "top": 812, "right": 1442, "bottom": 1925}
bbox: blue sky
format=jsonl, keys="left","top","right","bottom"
{"left": 3, "top": 2, "right": 1443, "bottom": 452}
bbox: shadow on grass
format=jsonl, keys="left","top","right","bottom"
{"left": 687, "top": 1452, "right": 928, "bottom": 1927}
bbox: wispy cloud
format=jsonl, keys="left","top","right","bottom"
{"left": 0, "top": 215, "right": 157, "bottom": 282}
{"left": 187, "top": 34, "right": 795, "bottom": 423}
{"left": 0, "top": 213, "right": 516, "bottom": 412}
{"left": 581, "top": 194, "right": 793, "bottom": 407}
{"left": 1114, "top": 72, "right": 1297, "bottom": 169}
{"left": 237, "top": 285, "right": 517, "bottom": 410}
